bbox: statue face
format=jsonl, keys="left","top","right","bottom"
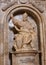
{"left": 23, "top": 13, "right": 28, "bottom": 21}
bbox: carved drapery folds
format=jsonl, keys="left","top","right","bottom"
{"left": 10, "top": 12, "right": 36, "bottom": 51}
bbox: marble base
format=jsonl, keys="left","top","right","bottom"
{"left": 11, "top": 50, "right": 40, "bottom": 65}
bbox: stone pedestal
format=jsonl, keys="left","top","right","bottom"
{"left": 11, "top": 50, "right": 40, "bottom": 65}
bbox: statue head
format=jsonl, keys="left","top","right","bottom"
{"left": 22, "top": 12, "right": 28, "bottom": 21}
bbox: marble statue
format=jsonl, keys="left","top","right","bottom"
{"left": 11, "top": 12, "right": 36, "bottom": 51}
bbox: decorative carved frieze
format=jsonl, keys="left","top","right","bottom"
{"left": 1, "top": 0, "right": 45, "bottom": 13}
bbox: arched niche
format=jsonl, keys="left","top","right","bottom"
{"left": 3, "top": 4, "right": 44, "bottom": 65}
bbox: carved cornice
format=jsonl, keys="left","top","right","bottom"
{"left": 0, "top": 0, "right": 45, "bottom": 13}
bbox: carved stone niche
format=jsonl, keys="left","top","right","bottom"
{"left": 3, "top": 3, "right": 45, "bottom": 65}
